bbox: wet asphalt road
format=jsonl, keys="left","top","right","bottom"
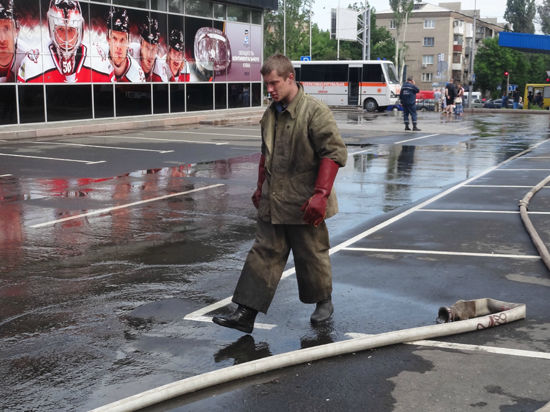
{"left": 1, "top": 110, "right": 550, "bottom": 411}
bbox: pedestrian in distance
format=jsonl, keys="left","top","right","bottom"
{"left": 454, "top": 82, "right": 464, "bottom": 116}
{"left": 212, "top": 54, "right": 348, "bottom": 334}
{"left": 434, "top": 88, "right": 441, "bottom": 112}
{"left": 444, "top": 79, "right": 456, "bottom": 115}
{"left": 512, "top": 89, "right": 520, "bottom": 110}
{"left": 399, "top": 76, "right": 420, "bottom": 131}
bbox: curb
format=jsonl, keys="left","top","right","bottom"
{"left": 0, "top": 108, "right": 264, "bottom": 141}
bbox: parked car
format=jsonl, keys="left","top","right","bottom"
{"left": 416, "top": 98, "right": 435, "bottom": 111}
{"left": 483, "top": 99, "right": 523, "bottom": 109}
{"left": 469, "top": 98, "right": 484, "bottom": 108}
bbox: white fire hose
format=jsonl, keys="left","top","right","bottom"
{"left": 91, "top": 298, "right": 526, "bottom": 412}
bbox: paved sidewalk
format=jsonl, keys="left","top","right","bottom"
{"left": 0, "top": 107, "right": 265, "bottom": 141}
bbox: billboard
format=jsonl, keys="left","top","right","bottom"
{"left": 330, "top": 7, "right": 357, "bottom": 42}
{"left": 1, "top": 0, "right": 261, "bottom": 84}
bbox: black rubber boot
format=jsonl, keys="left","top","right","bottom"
{"left": 413, "top": 123, "right": 421, "bottom": 131}
{"left": 212, "top": 305, "right": 258, "bottom": 334}
{"left": 310, "top": 297, "right": 334, "bottom": 324}
{"left": 404, "top": 123, "right": 411, "bottom": 131}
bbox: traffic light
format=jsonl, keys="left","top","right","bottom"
{"left": 504, "top": 71, "right": 509, "bottom": 77}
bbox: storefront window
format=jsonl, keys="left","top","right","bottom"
{"left": 151, "top": 0, "right": 167, "bottom": 12}
{"left": 47, "top": 85, "right": 93, "bottom": 122}
{"left": 227, "top": 5, "right": 249, "bottom": 22}
{"left": 213, "top": 3, "right": 226, "bottom": 20}
{"left": 18, "top": 86, "right": 45, "bottom": 124}
{"left": 168, "top": 0, "right": 184, "bottom": 14}
{"left": 186, "top": 0, "right": 212, "bottom": 17}
{"left": 251, "top": 10, "right": 262, "bottom": 25}
{"left": 94, "top": 85, "right": 115, "bottom": 119}
{"left": 114, "top": 0, "right": 148, "bottom": 9}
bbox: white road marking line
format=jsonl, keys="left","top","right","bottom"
{"left": 185, "top": 139, "right": 550, "bottom": 324}
{"left": 0, "top": 152, "right": 106, "bottom": 165}
{"left": 394, "top": 133, "right": 440, "bottom": 145}
{"left": 346, "top": 333, "right": 550, "bottom": 360}
{"left": 88, "top": 135, "right": 228, "bottom": 146}
{"left": 506, "top": 274, "right": 550, "bottom": 287}
{"left": 152, "top": 130, "right": 260, "bottom": 139}
{"left": 0, "top": 174, "right": 12, "bottom": 177}
{"left": 183, "top": 314, "right": 276, "bottom": 330}
{"left": 342, "top": 247, "right": 540, "bottom": 260}
{"left": 419, "top": 209, "right": 550, "bottom": 215}
{"left": 30, "top": 184, "right": 224, "bottom": 229}
{"left": 33, "top": 141, "right": 174, "bottom": 154}
{"left": 464, "top": 184, "right": 549, "bottom": 188}
{"left": 522, "top": 156, "right": 550, "bottom": 159}
{"left": 348, "top": 148, "right": 372, "bottom": 156}
{"left": 495, "top": 168, "right": 550, "bottom": 171}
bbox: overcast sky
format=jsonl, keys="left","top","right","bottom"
{"left": 310, "top": 0, "right": 544, "bottom": 31}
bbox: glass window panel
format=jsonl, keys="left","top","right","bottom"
{"left": 362, "top": 64, "right": 384, "bottom": 82}
{"left": 93, "top": 84, "right": 114, "bottom": 119}
{"left": 0, "top": 86, "right": 17, "bottom": 125}
{"left": 168, "top": 0, "right": 184, "bottom": 14}
{"left": 215, "top": 83, "right": 226, "bottom": 109}
{"left": 213, "top": 3, "right": 225, "bottom": 20}
{"left": 252, "top": 82, "right": 261, "bottom": 107}
{"left": 302, "top": 64, "right": 347, "bottom": 82}
{"left": 170, "top": 83, "right": 186, "bottom": 112}
{"left": 228, "top": 83, "right": 250, "bottom": 108}
{"left": 186, "top": 0, "right": 212, "bottom": 17}
{"left": 115, "top": 84, "right": 151, "bottom": 116}
{"left": 115, "top": 0, "right": 148, "bottom": 9}
{"left": 227, "top": 5, "right": 249, "bottom": 22}
{"left": 18, "top": 86, "right": 45, "bottom": 124}
{"left": 187, "top": 83, "right": 212, "bottom": 111}
{"left": 153, "top": 84, "right": 169, "bottom": 113}
{"left": 46, "top": 85, "right": 93, "bottom": 121}
{"left": 151, "top": 0, "right": 167, "bottom": 11}
{"left": 251, "top": 10, "right": 262, "bottom": 25}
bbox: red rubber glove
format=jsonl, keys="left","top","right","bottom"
{"left": 301, "top": 158, "right": 340, "bottom": 226}
{"left": 251, "top": 154, "right": 266, "bottom": 209}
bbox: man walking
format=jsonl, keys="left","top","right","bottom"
{"left": 212, "top": 54, "right": 347, "bottom": 334}
{"left": 399, "top": 76, "right": 420, "bottom": 131}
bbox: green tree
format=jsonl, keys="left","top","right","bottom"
{"left": 389, "top": 0, "right": 414, "bottom": 80}
{"left": 474, "top": 37, "right": 550, "bottom": 98}
{"left": 504, "top": 0, "right": 536, "bottom": 33}
{"left": 537, "top": 0, "right": 550, "bottom": 35}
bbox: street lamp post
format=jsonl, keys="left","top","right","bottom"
{"left": 309, "top": 7, "right": 312, "bottom": 60}
{"left": 283, "top": 0, "right": 286, "bottom": 56}
{"left": 468, "top": 0, "right": 476, "bottom": 108}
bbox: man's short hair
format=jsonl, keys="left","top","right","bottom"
{"left": 260, "top": 54, "right": 295, "bottom": 79}
{"left": 407, "top": 76, "right": 413, "bottom": 81}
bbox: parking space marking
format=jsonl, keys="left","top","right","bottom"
{"left": 419, "top": 209, "right": 550, "bottom": 215}
{"left": 346, "top": 333, "right": 550, "bottom": 360}
{"left": 464, "top": 184, "right": 549, "bottom": 188}
{"left": 0, "top": 174, "right": 12, "bottom": 177}
{"left": 29, "top": 184, "right": 224, "bottom": 229}
{"left": 89, "top": 135, "right": 228, "bottom": 146}
{"left": 495, "top": 168, "right": 550, "bottom": 171}
{"left": 184, "top": 139, "right": 550, "bottom": 325}
{"left": 342, "top": 247, "right": 540, "bottom": 260}
{"left": 33, "top": 141, "right": 174, "bottom": 154}
{"left": 152, "top": 130, "right": 261, "bottom": 139}
{"left": 394, "top": 134, "right": 440, "bottom": 145}
{"left": 0, "top": 152, "right": 106, "bottom": 165}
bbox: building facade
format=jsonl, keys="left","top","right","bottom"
{"left": 376, "top": 1, "right": 504, "bottom": 89}
{"left": 0, "top": 0, "right": 276, "bottom": 126}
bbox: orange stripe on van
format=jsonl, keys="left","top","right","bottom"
{"left": 359, "top": 82, "right": 387, "bottom": 87}
{"left": 301, "top": 82, "right": 348, "bottom": 87}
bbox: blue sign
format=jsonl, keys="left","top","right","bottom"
{"left": 508, "top": 84, "right": 517, "bottom": 91}
{"left": 300, "top": 56, "right": 311, "bottom": 61}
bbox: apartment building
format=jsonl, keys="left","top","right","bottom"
{"left": 376, "top": 2, "right": 504, "bottom": 89}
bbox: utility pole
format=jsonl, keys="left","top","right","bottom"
{"left": 309, "top": 7, "right": 312, "bottom": 60}
{"left": 359, "top": 0, "right": 370, "bottom": 60}
{"left": 468, "top": 0, "right": 477, "bottom": 107}
{"left": 283, "top": 0, "right": 286, "bottom": 56}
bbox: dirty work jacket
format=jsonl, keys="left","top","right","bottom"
{"left": 399, "top": 81, "right": 419, "bottom": 106}
{"left": 257, "top": 84, "right": 348, "bottom": 224}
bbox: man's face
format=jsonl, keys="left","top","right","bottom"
{"left": 108, "top": 30, "right": 128, "bottom": 68}
{"left": 167, "top": 48, "right": 183, "bottom": 76}
{"left": 0, "top": 19, "right": 16, "bottom": 66}
{"left": 263, "top": 69, "right": 294, "bottom": 103}
{"left": 140, "top": 39, "right": 157, "bottom": 74}
{"left": 54, "top": 24, "right": 79, "bottom": 55}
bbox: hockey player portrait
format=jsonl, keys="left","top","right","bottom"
{"left": 18, "top": 0, "right": 113, "bottom": 83}
{"left": 106, "top": 7, "right": 144, "bottom": 82}
{"left": 165, "top": 28, "right": 189, "bottom": 82}
{"left": 129, "top": 16, "right": 166, "bottom": 82}
{"left": 0, "top": 0, "right": 20, "bottom": 82}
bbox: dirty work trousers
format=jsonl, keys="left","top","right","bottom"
{"left": 403, "top": 103, "right": 417, "bottom": 125}
{"left": 232, "top": 218, "right": 332, "bottom": 313}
